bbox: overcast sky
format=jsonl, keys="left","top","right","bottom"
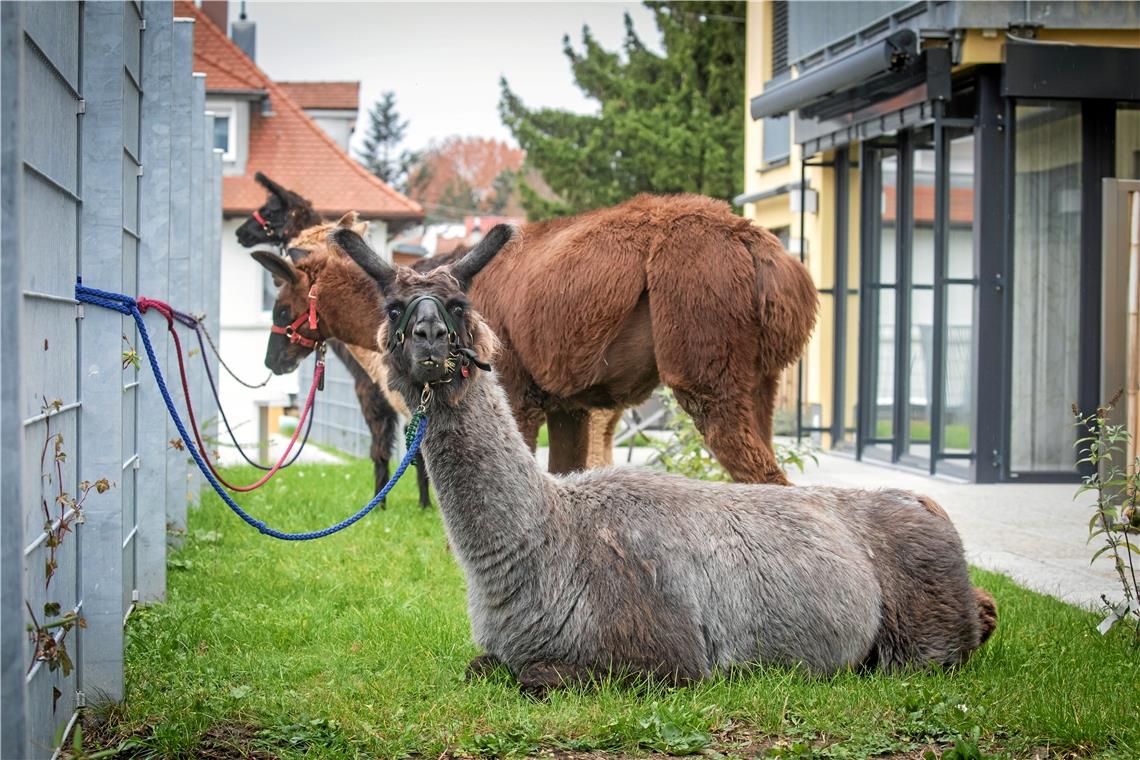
{"left": 244, "top": 1, "right": 660, "bottom": 153}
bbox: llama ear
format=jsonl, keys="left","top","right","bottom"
{"left": 335, "top": 211, "right": 359, "bottom": 228}
{"left": 331, "top": 228, "right": 395, "bottom": 291}
{"left": 450, "top": 223, "right": 515, "bottom": 289}
{"left": 255, "top": 172, "right": 289, "bottom": 201}
{"left": 285, "top": 247, "right": 310, "bottom": 264}
{"left": 251, "top": 250, "right": 298, "bottom": 286}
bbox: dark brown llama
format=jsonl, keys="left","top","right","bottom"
{"left": 256, "top": 195, "right": 818, "bottom": 485}
{"left": 236, "top": 173, "right": 430, "bottom": 506}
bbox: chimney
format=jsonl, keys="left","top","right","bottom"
{"left": 232, "top": 2, "right": 257, "bottom": 62}
{"left": 201, "top": 0, "right": 227, "bottom": 34}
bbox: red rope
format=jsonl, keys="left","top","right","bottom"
{"left": 137, "top": 297, "right": 324, "bottom": 492}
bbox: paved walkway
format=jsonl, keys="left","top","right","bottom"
{"left": 215, "top": 434, "right": 345, "bottom": 467}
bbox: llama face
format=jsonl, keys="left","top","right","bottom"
{"left": 331, "top": 225, "right": 513, "bottom": 404}
{"left": 252, "top": 215, "right": 377, "bottom": 375}
{"left": 235, "top": 172, "right": 315, "bottom": 247}
{"left": 250, "top": 250, "right": 320, "bottom": 374}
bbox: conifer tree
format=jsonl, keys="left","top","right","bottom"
{"left": 356, "top": 91, "right": 419, "bottom": 190}
{"left": 499, "top": 1, "right": 746, "bottom": 220}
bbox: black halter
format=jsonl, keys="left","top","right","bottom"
{"left": 390, "top": 295, "right": 491, "bottom": 377}
{"left": 390, "top": 295, "right": 458, "bottom": 349}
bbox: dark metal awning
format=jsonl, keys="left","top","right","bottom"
{"left": 750, "top": 30, "right": 918, "bottom": 121}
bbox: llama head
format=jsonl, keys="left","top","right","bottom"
{"left": 329, "top": 224, "right": 515, "bottom": 406}
{"left": 235, "top": 172, "right": 318, "bottom": 247}
{"left": 252, "top": 214, "right": 378, "bottom": 374}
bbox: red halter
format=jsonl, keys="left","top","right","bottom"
{"left": 252, "top": 209, "right": 279, "bottom": 238}
{"left": 270, "top": 285, "right": 321, "bottom": 349}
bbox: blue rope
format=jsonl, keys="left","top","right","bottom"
{"left": 76, "top": 282, "right": 427, "bottom": 541}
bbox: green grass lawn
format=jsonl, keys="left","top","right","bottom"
{"left": 88, "top": 458, "right": 1138, "bottom": 759}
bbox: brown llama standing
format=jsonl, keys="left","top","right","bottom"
{"left": 257, "top": 194, "right": 818, "bottom": 485}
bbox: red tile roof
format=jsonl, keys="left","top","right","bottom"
{"left": 278, "top": 81, "right": 361, "bottom": 111}
{"left": 176, "top": 2, "right": 421, "bottom": 221}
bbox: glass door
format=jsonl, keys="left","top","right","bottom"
{"left": 858, "top": 141, "right": 899, "bottom": 460}
{"left": 858, "top": 118, "right": 978, "bottom": 474}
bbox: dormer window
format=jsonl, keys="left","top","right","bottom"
{"left": 213, "top": 114, "right": 230, "bottom": 152}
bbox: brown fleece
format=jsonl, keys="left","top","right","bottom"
{"left": 274, "top": 194, "right": 818, "bottom": 484}
{"left": 467, "top": 194, "right": 818, "bottom": 483}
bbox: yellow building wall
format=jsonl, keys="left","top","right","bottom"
{"left": 743, "top": 1, "right": 859, "bottom": 446}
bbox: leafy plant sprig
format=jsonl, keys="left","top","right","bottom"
{"left": 1073, "top": 390, "right": 1140, "bottom": 643}
{"left": 39, "top": 397, "right": 111, "bottom": 587}
{"left": 25, "top": 600, "right": 85, "bottom": 678}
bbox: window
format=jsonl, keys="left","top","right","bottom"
{"left": 211, "top": 109, "right": 236, "bottom": 162}
{"left": 213, "top": 114, "right": 230, "bottom": 153}
{"left": 763, "top": 2, "right": 791, "bottom": 167}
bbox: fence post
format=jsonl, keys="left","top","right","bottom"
{"left": 137, "top": 0, "right": 174, "bottom": 603}
{"left": 200, "top": 111, "right": 217, "bottom": 430}
{"left": 77, "top": 0, "right": 127, "bottom": 703}
{"left": 167, "top": 17, "right": 194, "bottom": 535}
{"left": 210, "top": 148, "right": 224, "bottom": 425}
{"left": 187, "top": 73, "right": 206, "bottom": 511}
{"left": 0, "top": 3, "right": 29, "bottom": 755}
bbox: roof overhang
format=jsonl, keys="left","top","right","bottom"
{"left": 750, "top": 30, "right": 918, "bottom": 121}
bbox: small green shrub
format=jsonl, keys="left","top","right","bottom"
{"left": 650, "top": 389, "right": 817, "bottom": 481}
{"left": 1073, "top": 393, "right": 1140, "bottom": 643}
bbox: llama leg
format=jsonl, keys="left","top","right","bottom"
{"left": 372, "top": 454, "right": 390, "bottom": 507}
{"left": 584, "top": 408, "right": 622, "bottom": 468}
{"left": 509, "top": 397, "right": 545, "bottom": 453}
{"left": 415, "top": 451, "right": 431, "bottom": 508}
{"left": 547, "top": 407, "right": 591, "bottom": 474}
{"left": 465, "top": 652, "right": 505, "bottom": 681}
{"left": 674, "top": 389, "right": 789, "bottom": 485}
{"left": 516, "top": 661, "right": 593, "bottom": 698}
{"left": 362, "top": 388, "right": 396, "bottom": 505}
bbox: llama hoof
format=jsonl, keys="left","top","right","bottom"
{"left": 516, "top": 661, "right": 591, "bottom": 698}
{"left": 974, "top": 588, "right": 998, "bottom": 644}
{"left": 465, "top": 653, "right": 504, "bottom": 681}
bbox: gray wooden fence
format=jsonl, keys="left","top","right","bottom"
{"left": 1, "top": 2, "right": 222, "bottom": 756}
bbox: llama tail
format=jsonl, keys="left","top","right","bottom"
{"left": 974, "top": 587, "right": 998, "bottom": 645}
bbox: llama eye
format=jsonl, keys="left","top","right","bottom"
{"left": 387, "top": 307, "right": 403, "bottom": 321}
{"left": 450, "top": 305, "right": 464, "bottom": 317}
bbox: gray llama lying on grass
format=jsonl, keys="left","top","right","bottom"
{"left": 330, "top": 224, "right": 998, "bottom": 695}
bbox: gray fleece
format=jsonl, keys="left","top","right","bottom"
{"left": 416, "top": 373, "right": 986, "bottom": 681}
